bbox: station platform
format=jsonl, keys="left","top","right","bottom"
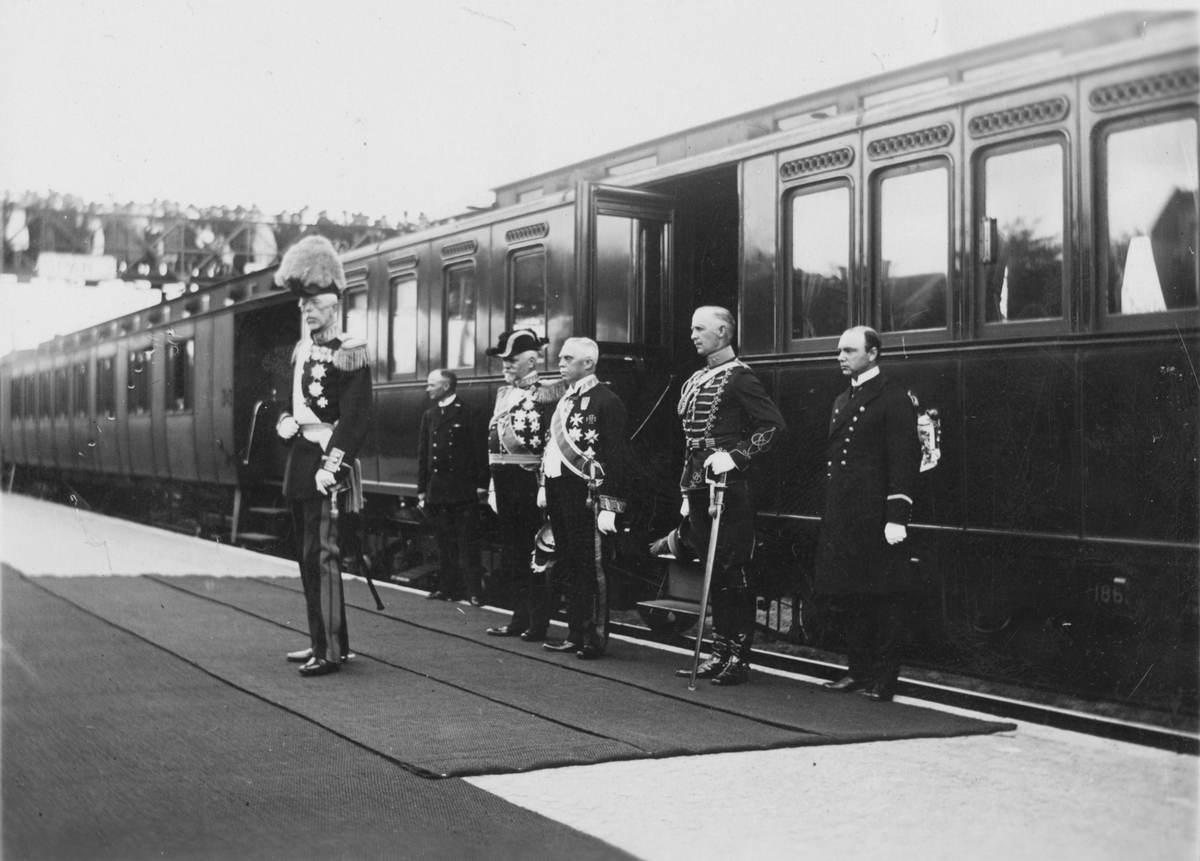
{"left": 2, "top": 492, "right": 1197, "bottom": 860}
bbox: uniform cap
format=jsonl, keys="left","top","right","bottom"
{"left": 274, "top": 235, "right": 346, "bottom": 297}
{"left": 487, "top": 328, "right": 548, "bottom": 358}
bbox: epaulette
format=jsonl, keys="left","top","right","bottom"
{"left": 334, "top": 337, "right": 369, "bottom": 371}
{"left": 530, "top": 378, "right": 567, "bottom": 404}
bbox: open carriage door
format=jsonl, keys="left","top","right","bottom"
{"left": 575, "top": 183, "right": 674, "bottom": 374}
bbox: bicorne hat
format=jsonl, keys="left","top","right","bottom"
{"left": 274, "top": 235, "right": 346, "bottom": 297}
{"left": 486, "top": 328, "right": 549, "bottom": 358}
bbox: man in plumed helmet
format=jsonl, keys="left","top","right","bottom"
{"left": 482, "top": 329, "right": 564, "bottom": 641}
{"left": 652, "top": 306, "right": 786, "bottom": 686}
{"left": 274, "top": 235, "right": 373, "bottom": 678}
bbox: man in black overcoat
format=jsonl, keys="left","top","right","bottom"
{"left": 815, "top": 326, "right": 921, "bottom": 701}
{"left": 538, "top": 337, "right": 629, "bottom": 659}
{"left": 651, "top": 306, "right": 786, "bottom": 686}
{"left": 418, "top": 369, "right": 489, "bottom": 603}
{"left": 483, "top": 328, "right": 565, "bottom": 641}
{"left": 274, "top": 235, "right": 373, "bottom": 678}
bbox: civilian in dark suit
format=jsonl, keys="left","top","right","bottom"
{"left": 418, "top": 369, "right": 489, "bottom": 603}
{"left": 815, "top": 326, "right": 921, "bottom": 702}
{"left": 538, "top": 337, "right": 629, "bottom": 659}
{"left": 274, "top": 236, "right": 373, "bottom": 678}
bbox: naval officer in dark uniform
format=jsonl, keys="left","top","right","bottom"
{"left": 816, "top": 326, "right": 921, "bottom": 702}
{"left": 483, "top": 328, "right": 565, "bottom": 641}
{"left": 538, "top": 337, "right": 629, "bottom": 659}
{"left": 653, "top": 306, "right": 786, "bottom": 686}
{"left": 274, "top": 235, "right": 373, "bottom": 678}
{"left": 418, "top": 369, "right": 490, "bottom": 603}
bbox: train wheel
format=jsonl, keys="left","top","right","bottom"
{"left": 638, "top": 607, "right": 698, "bottom": 643}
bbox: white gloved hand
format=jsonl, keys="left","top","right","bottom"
{"left": 277, "top": 415, "right": 299, "bottom": 440}
{"left": 314, "top": 468, "right": 336, "bottom": 495}
{"left": 537, "top": 487, "right": 547, "bottom": 509}
{"left": 884, "top": 522, "right": 907, "bottom": 545}
{"left": 680, "top": 496, "right": 690, "bottom": 518}
{"left": 597, "top": 510, "right": 617, "bottom": 534}
{"left": 703, "top": 451, "right": 737, "bottom": 475}
{"left": 417, "top": 493, "right": 426, "bottom": 509}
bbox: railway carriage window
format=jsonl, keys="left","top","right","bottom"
{"left": 73, "top": 361, "right": 90, "bottom": 415}
{"left": 127, "top": 348, "right": 152, "bottom": 416}
{"left": 53, "top": 367, "right": 68, "bottom": 416}
{"left": 444, "top": 264, "right": 476, "bottom": 370}
{"left": 97, "top": 357, "right": 116, "bottom": 419}
{"left": 390, "top": 275, "right": 418, "bottom": 377}
{"left": 978, "top": 142, "right": 1065, "bottom": 322}
{"left": 343, "top": 287, "right": 368, "bottom": 342}
{"left": 23, "top": 376, "right": 35, "bottom": 419}
{"left": 165, "top": 337, "right": 194, "bottom": 413}
{"left": 1101, "top": 116, "right": 1199, "bottom": 315}
{"left": 789, "top": 182, "right": 851, "bottom": 341}
{"left": 876, "top": 163, "right": 949, "bottom": 332}
{"left": 10, "top": 376, "right": 22, "bottom": 419}
{"left": 509, "top": 247, "right": 546, "bottom": 333}
{"left": 38, "top": 372, "right": 51, "bottom": 418}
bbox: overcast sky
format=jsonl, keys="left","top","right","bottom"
{"left": 3, "top": 0, "right": 1194, "bottom": 224}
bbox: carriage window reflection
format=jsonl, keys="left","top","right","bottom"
{"left": 343, "top": 287, "right": 369, "bottom": 343}
{"left": 509, "top": 247, "right": 547, "bottom": 334}
{"left": 877, "top": 163, "right": 949, "bottom": 332}
{"left": 595, "top": 214, "right": 634, "bottom": 343}
{"left": 790, "top": 183, "right": 850, "bottom": 340}
{"left": 73, "top": 361, "right": 90, "bottom": 415}
{"left": 979, "top": 142, "right": 1064, "bottom": 323}
{"left": 1103, "top": 116, "right": 1199, "bottom": 315}
{"left": 53, "top": 367, "right": 69, "bottom": 416}
{"left": 97, "top": 357, "right": 116, "bottom": 420}
{"left": 445, "top": 264, "right": 476, "bottom": 370}
{"left": 165, "top": 337, "right": 194, "bottom": 413}
{"left": 127, "top": 347, "right": 152, "bottom": 416}
{"left": 390, "top": 275, "right": 418, "bottom": 377}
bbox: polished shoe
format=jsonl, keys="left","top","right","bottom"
{"left": 542, "top": 640, "right": 578, "bottom": 653}
{"left": 860, "top": 680, "right": 896, "bottom": 702}
{"left": 822, "top": 674, "right": 866, "bottom": 693}
{"left": 519, "top": 629, "right": 547, "bottom": 642}
{"left": 286, "top": 647, "right": 314, "bottom": 663}
{"left": 576, "top": 647, "right": 604, "bottom": 660}
{"left": 675, "top": 634, "right": 729, "bottom": 678}
{"left": 487, "top": 625, "right": 525, "bottom": 637}
{"left": 710, "top": 655, "right": 750, "bottom": 686}
{"left": 469, "top": 596, "right": 485, "bottom": 607}
{"left": 298, "top": 657, "right": 340, "bottom": 677}
{"left": 426, "top": 590, "right": 451, "bottom": 601}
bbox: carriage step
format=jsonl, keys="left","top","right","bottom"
{"left": 233, "top": 532, "right": 280, "bottom": 544}
{"left": 390, "top": 561, "right": 439, "bottom": 585}
{"left": 637, "top": 598, "right": 709, "bottom": 616}
{"left": 247, "top": 506, "right": 290, "bottom": 516}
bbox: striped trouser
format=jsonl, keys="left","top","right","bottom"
{"left": 292, "top": 496, "right": 349, "bottom": 663}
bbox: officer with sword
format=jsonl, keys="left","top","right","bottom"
{"left": 537, "top": 337, "right": 629, "bottom": 659}
{"left": 651, "top": 306, "right": 786, "bottom": 686}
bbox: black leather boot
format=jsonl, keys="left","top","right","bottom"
{"left": 675, "top": 634, "right": 728, "bottom": 678}
{"left": 710, "top": 632, "right": 751, "bottom": 686}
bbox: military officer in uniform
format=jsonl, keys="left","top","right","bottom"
{"left": 652, "top": 306, "right": 786, "bottom": 686}
{"left": 274, "top": 235, "right": 373, "bottom": 678}
{"left": 483, "top": 329, "right": 565, "bottom": 641}
{"left": 816, "top": 326, "right": 921, "bottom": 702}
{"left": 538, "top": 337, "right": 629, "bottom": 659}
{"left": 418, "top": 369, "right": 490, "bottom": 603}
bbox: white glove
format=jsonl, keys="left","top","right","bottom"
{"left": 884, "top": 522, "right": 907, "bottom": 545}
{"left": 476, "top": 488, "right": 489, "bottom": 505}
{"left": 314, "top": 468, "right": 336, "bottom": 495}
{"left": 277, "top": 415, "right": 299, "bottom": 440}
{"left": 598, "top": 510, "right": 617, "bottom": 534}
{"left": 680, "top": 496, "right": 690, "bottom": 518}
{"left": 537, "top": 487, "right": 547, "bottom": 509}
{"left": 417, "top": 493, "right": 426, "bottom": 509}
{"left": 703, "top": 450, "right": 737, "bottom": 475}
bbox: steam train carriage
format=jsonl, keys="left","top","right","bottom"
{"left": 3, "top": 12, "right": 1198, "bottom": 719}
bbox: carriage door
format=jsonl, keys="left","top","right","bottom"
{"left": 576, "top": 183, "right": 673, "bottom": 374}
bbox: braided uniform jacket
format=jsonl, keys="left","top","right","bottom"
{"left": 488, "top": 374, "right": 566, "bottom": 470}
{"left": 677, "top": 359, "right": 786, "bottom": 491}
{"left": 279, "top": 335, "right": 372, "bottom": 499}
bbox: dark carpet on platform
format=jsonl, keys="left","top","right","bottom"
{"left": 2, "top": 566, "right": 637, "bottom": 861}
{"left": 18, "top": 568, "right": 1012, "bottom": 783}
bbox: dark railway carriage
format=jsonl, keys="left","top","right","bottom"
{"left": 2, "top": 11, "right": 1197, "bottom": 718}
